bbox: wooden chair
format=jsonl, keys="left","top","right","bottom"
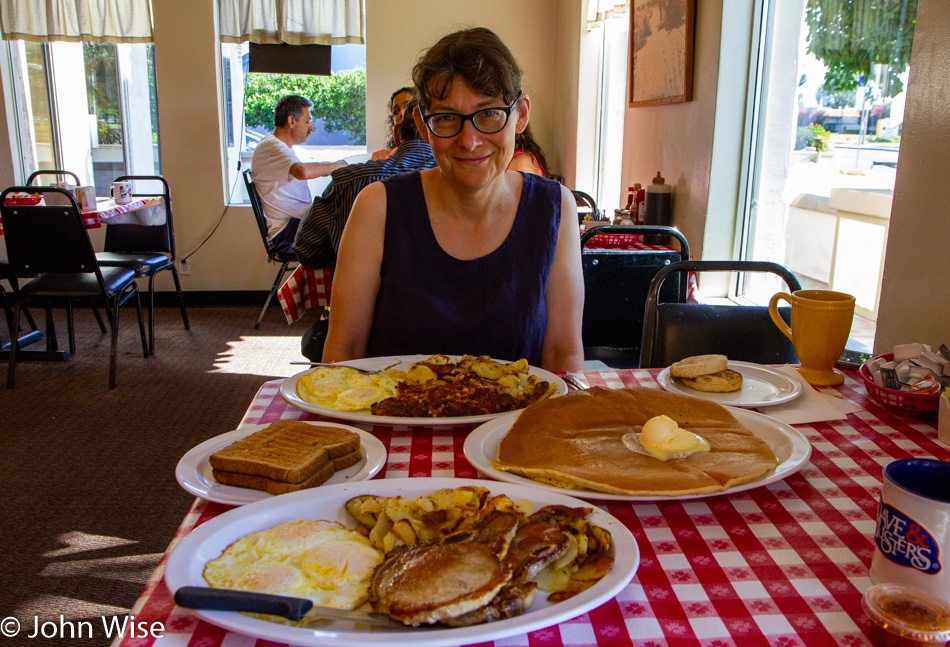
{"left": 1, "top": 186, "right": 147, "bottom": 388}
{"left": 243, "top": 169, "right": 298, "bottom": 329}
{"left": 639, "top": 260, "right": 802, "bottom": 368}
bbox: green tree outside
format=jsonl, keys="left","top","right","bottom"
{"left": 244, "top": 69, "right": 366, "bottom": 144}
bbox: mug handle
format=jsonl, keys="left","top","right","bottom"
{"left": 769, "top": 293, "right": 794, "bottom": 342}
{"left": 109, "top": 186, "right": 115, "bottom": 199}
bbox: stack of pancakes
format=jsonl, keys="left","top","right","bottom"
{"left": 491, "top": 386, "right": 778, "bottom": 497}
{"left": 210, "top": 421, "right": 361, "bottom": 495}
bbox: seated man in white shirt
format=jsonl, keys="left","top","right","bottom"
{"left": 250, "top": 94, "right": 346, "bottom": 255}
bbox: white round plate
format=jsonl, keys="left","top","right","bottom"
{"left": 657, "top": 361, "right": 803, "bottom": 408}
{"left": 280, "top": 355, "right": 568, "bottom": 427}
{"left": 175, "top": 422, "right": 387, "bottom": 506}
{"left": 464, "top": 407, "right": 812, "bottom": 501}
{"left": 164, "top": 477, "right": 639, "bottom": 647}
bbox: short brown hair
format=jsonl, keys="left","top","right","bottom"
{"left": 411, "top": 28, "right": 522, "bottom": 113}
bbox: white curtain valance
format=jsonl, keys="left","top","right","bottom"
{"left": 219, "top": 0, "right": 363, "bottom": 46}
{"left": 587, "top": 0, "right": 629, "bottom": 30}
{"left": 0, "top": 0, "right": 153, "bottom": 43}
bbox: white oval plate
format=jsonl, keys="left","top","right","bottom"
{"left": 280, "top": 355, "right": 568, "bottom": 427}
{"left": 657, "top": 361, "right": 803, "bottom": 408}
{"left": 464, "top": 407, "right": 812, "bottom": 501}
{"left": 175, "top": 422, "right": 387, "bottom": 506}
{"left": 165, "top": 477, "right": 639, "bottom": 647}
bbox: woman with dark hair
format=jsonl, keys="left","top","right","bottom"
{"left": 372, "top": 87, "right": 415, "bottom": 160}
{"left": 508, "top": 124, "right": 549, "bottom": 177}
{"left": 323, "top": 27, "right": 583, "bottom": 372}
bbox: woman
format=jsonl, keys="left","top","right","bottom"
{"left": 371, "top": 87, "right": 415, "bottom": 160}
{"left": 507, "top": 124, "right": 549, "bottom": 177}
{"left": 324, "top": 28, "right": 584, "bottom": 371}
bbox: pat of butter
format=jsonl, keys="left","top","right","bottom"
{"left": 624, "top": 415, "right": 711, "bottom": 461}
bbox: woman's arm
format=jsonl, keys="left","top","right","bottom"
{"left": 507, "top": 151, "right": 542, "bottom": 176}
{"left": 540, "top": 185, "right": 585, "bottom": 371}
{"left": 322, "top": 182, "right": 388, "bottom": 362}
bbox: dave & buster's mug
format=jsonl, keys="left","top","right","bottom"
{"left": 870, "top": 458, "right": 950, "bottom": 599}
{"left": 111, "top": 180, "right": 132, "bottom": 204}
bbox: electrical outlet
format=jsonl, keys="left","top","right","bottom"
{"left": 179, "top": 258, "right": 190, "bottom": 275}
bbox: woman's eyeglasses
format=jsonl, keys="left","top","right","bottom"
{"left": 421, "top": 94, "right": 522, "bottom": 138}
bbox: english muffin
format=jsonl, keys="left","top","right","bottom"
{"left": 670, "top": 354, "right": 729, "bottom": 379}
{"left": 680, "top": 369, "right": 744, "bottom": 393}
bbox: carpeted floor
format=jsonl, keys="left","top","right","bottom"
{"left": 0, "top": 303, "right": 321, "bottom": 646}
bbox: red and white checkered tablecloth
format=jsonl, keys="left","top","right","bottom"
{"left": 114, "top": 368, "right": 949, "bottom": 647}
{"left": 1, "top": 195, "right": 161, "bottom": 232}
{"left": 277, "top": 265, "right": 334, "bottom": 324}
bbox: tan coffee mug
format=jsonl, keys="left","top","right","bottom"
{"left": 769, "top": 289, "right": 855, "bottom": 386}
{"left": 111, "top": 181, "right": 132, "bottom": 205}
{"left": 75, "top": 186, "right": 96, "bottom": 211}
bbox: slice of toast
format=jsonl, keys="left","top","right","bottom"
{"left": 331, "top": 449, "right": 362, "bottom": 471}
{"left": 208, "top": 421, "right": 359, "bottom": 483}
{"left": 213, "top": 461, "right": 335, "bottom": 495}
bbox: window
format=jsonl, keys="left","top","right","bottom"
{"left": 4, "top": 40, "right": 160, "bottom": 194}
{"left": 221, "top": 42, "right": 367, "bottom": 204}
{"left": 737, "top": 0, "right": 918, "bottom": 351}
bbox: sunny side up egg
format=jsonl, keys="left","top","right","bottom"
{"left": 203, "top": 519, "right": 383, "bottom": 615}
{"left": 296, "top": 367, "right": 403, "bottom": 412}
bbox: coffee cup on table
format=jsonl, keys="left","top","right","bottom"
{"left": 768, "top": 289, "right": 855, "bottom": 386}
{"left": 75, "top": 186, "right": 96, "bottom": 211}
{"left": 870, "top": 458, "right": 950, "bottom": 599}
{"left": 111, "top": 180, "right": 132, "bottom": 205}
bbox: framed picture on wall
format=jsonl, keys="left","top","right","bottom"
{"left": 628, "top": 0, "right": 695, "bottom": 107}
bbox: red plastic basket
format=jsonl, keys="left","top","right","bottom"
{"left": 860, "top": 353, "right": 941, "bottom": 416}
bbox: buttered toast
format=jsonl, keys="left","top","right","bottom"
{"left": 209, "top": 420, "right": 360, "bottom": 484}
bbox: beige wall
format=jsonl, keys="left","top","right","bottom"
{"left": 619, "top": 0, "right": 722, "bottom": 260}
{"left": 875, "top": 0, "right": 950, "bottom": 354}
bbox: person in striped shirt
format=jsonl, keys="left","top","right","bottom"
{"left": 293, "top": 99, "right": 436, "bottom": 269}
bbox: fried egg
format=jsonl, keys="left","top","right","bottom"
{"left": 296, "top": 367, "right": 403, "bottom": 412}
{"left": 203, "top": 519, "right": 383, "bottom": 616}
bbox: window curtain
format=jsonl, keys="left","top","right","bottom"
{"left": 0, "top": 0, "right": 153, "bottom": 43}
{"left": 586, "top": 0, "right": 629, "bottom": 30}
{"left": 219, "top": 0, "right": 363, "bottom": 45}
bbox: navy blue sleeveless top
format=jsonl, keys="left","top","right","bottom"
{"left": 366, "top": 171, "right": 561, "bottom": 366}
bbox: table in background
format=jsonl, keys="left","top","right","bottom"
{"left": 115, "top": 368, "right": 949, "bottom": 647}
{"left": 275, "top": 234, "right": 671, "bottom": 325}
{"left": 0, "top": 195, "right": 163, "bottom": 234}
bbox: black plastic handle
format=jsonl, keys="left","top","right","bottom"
{"left": 174, "top": 586, "right": 313, "bottom": 621}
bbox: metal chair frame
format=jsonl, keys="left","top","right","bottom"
{"left": 639, "top": 259, "right": 803, "bottom": 368}
{"left": 1, "top": 186, "right": 148, "bottom": 388}
{"left": 95, "top": 175, "right": 189, "bottom": 354}
{"left": 243, "top": 169, "right": 298, "bottom": 329}
{"left": 26, "top": 169, "right": 81, "bottom": 187}
{"left": 580, "top": 225, "right": 690, "bottom": 368}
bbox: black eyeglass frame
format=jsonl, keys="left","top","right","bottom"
{"left": 421, "top": 93, "right": 524, "bottom": 138}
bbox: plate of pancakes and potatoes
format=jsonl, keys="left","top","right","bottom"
{"left": 280, "top": 354, "right": 568, "bottom": 426}
{"left": 464, "top": 384, "right": 811, "bottom": 502}
{"left": 176, "top": 421, "right": 387, "bottom": 506}
{"left": 657, "top": 354, "right": 803, "bottom": 408}
{"left": 164, "top": 477, "right": 639, "bottom": 647}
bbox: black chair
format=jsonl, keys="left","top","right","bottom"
{"left": 572, "top": 190, "right": 601, "bottom": 223}
{"left": 580, "top": 225, "right": 690, "bottom": 368}
{"left": 27, "top": 169, "right": 81, "bottom": 187}
{"left": 1, "top": 186, "right": 148, "bottom": 388}
{"left": 95, "top": 175, "right": 189, "bottom": 355}
{"left": 639, "top": 260, "right": 803, "bottom": 368}
{"left": 243, "top": 169, "right": 298, "bottom": 329}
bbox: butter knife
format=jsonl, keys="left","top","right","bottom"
{"left": 174, "top": 586, "right": 400, "bottom": 628}
{"left": 563, "top": 373, "right": 590, "bottom": 390}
